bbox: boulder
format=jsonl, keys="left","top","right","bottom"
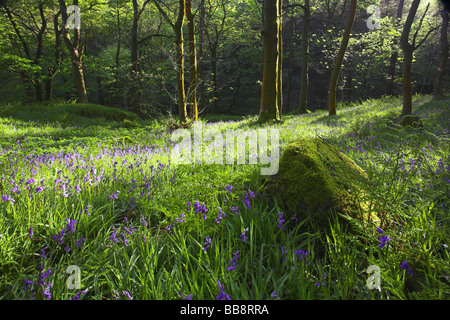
{"left": 396, "top": 115, "right": 422, "bottom": 127}
{"left": 260, "top": 137, "right": 372, "bottom": 231}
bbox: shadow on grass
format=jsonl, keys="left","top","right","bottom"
{"left": 0, "top": 101, "right": 138, "bottom": 128}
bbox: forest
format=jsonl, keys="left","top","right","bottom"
{"left": 0, "top": 0, "right": 449, "bottom": 303}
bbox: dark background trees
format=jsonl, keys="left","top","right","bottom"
{"left": 0, "top": 0, "right": 448, "bottom": 119}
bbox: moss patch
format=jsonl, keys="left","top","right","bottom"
{"left": 260, "top": 137, "right": 373, "bottom": 231}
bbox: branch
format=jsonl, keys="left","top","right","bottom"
{"left": 414, "top": 24, "right": 440, "bottom": 50}
{"left": 412, "top": 2, "right": 429, "bottom": 47}
{"left": 151, "top": 0, "right": 175, "bottom": 29}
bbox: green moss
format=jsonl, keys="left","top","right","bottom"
{"left": 260, "top": 137, "right": 370, "bottom": 230}
{"left": 397, "top": 115, "right": 422, "bottom": 127}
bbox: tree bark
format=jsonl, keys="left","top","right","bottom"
{"left": 175, "top": 0, "right": 187, "bottom": 123}
{"left": 197, "top": 0, "right": 206, "bottom": 115}
{"left": 152, "top": 0, "right": 187, "bottom": 123}
{"left": 400, "top": 0, "right": 420, "bottom": 115}
{"left": 45, "top": 11, "right": 63, "bottom": 101}
{"left": 299, "top": 0, "right": 310, "bottom": 114}
{"left": 328, "top": 0, "right": 357, "bottom": 116}
{"left": 277, "top": 0, "right": 283, "bottom": 117}
{"left": 58, "top": 0, "right": 89, "bottom": 103}
{"left": 286, "top": 14, "right": 295, "bottom": 113}
{"left": 259, "top": 0, "right": 282, "bottom": 122}
{"left": 433, "top": 8, "right": 449, "bottom": 97}
{"left": 186, "top": 0, "right": 198, "bottom": 120}
{"left": 130, "top": 0, "right": 140, "bottom": 111}
{"left": 211, "top": 42, "right": 219, "bottom": 114}
{"left": 386, "top": 0, "right": 405, "bottom": 96}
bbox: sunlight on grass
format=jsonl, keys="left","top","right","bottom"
{"left": 0, "top": 95, "right": 448, "bottom": 300}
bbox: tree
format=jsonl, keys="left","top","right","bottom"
{"left": 386, "top": 0, "right": 405, "bottom": 96}
{"left": 130, "top": 0, "right": 152, "bottom": 113}
{"left": 433, "top": 6, "right": 448, "bottom": 97}
{"left": 58, "top": 0, "right": 89, "bottom": 103}
{"left": 1, "top": 0, "right": 49, "bottom": 102}
{"left": 152, "top": 0, "right": 187, "bottom": 124}
{"left": 259, "top": 0, "right": 282, "bottom": 122}
{"left": 328, "top": 0, "right": 357, "bottom": 116}
{"left": 186, "top": 0, "right": 198, "bottom": 120}
{"left": 299, "top": 0, "right": 310, "bottom": 114}
{"left": 400, "top": 0, "right": 438, "bottom": 115}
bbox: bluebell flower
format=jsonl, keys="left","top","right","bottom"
{"left": 239, "top": 228, "right": 249, "bottom": 242}
{"left": 76, "top": 237, "right": 85, "bottom": 247}
{"left": 70, "top": 290, "right": 88, "bottom": 300}
{"left": 122, "top": 290, "right": 133, "bottom": 300}
{"left": 281, "top": 246, "right": 288, "bottom": 261}
{"left": 203, "top": 237, "right": 212, "bottom": 252}
{"left": 227, "top": 250, "right": 239, "bottom": 271}
{"left": 141, "top": 215, "right": 148, "bottom": 227}
{"left": 400, "top": 260, "right": 413, "bottom": 275}
{"left": 216, "top": 280, "right": 231, "bottom": 300}
{"left": 295, "top": 249, "right": 310, "bottom": 266}
{"left": 215, "top": 207, "right": 226, "bottom": 224}
{"left": 378, "top": 235, "right": 391, "bottom": 248}
{"left": 277, "top": 212, "right": 285, "bottom": 231}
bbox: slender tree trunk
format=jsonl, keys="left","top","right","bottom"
{"left": 197, "top": 0, "right": 206, "bottom": 114}
{"left": 152, "top": 0, "right": 187, "bottom": 123}
{"left": 277, "top": 0, "right": 283, "bottom": 117}
{"left": 186, "top": 0, "right": 198, "bottom": 120}
{"left": 386, "top": 0, "right": 404, "bottom": 96}
{"left": 259, "top": 0, "right": 282, "bottom": 122}
{"left": 299, "top": 0, "right": 310, "bottom": 114}
{"left": 211, "top": 42, "right": 219, "bottom": 114}
{"left": 400, "top": 0, "right": 420, "bottom": 115}
{"left": 175, "top": 0, "right": 187, "bottom": 123}
{"left": 58, "top": 0, "right": 89, "bottom": 103}
{"left": 286, "top": 14, "right": 295, "bottom": 113}
{"left": 328, "top": 0, "right": 357, "bottom": 116}
{"left": 111, "top": 6, "right": 122, "bottom": 107}
{"left": 130, "top": 0, "right": 141, "bottom": 112}
{"left": 45, "top": 12, "right": 62, "bottom": 101}
{"left": 433, "top": 8, "right": 449, "bottom": 97}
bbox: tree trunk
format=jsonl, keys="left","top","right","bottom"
{"left": 130, "top": 0, "right": 141, "bottom": 112}
{"left": 58, "top": 0, "right": 89, "bottom": 103}
{"left": 433, "top": 8, "right": 449, "bottom": 97}
{"left": 111, "top": 6, "right": 122, "bottom": 107}
{"left": 175, "top": 0, "right": 187, "bottom": 123}
{"left": 286, "top": 14, "right": 295, "bottom": 113}
{"left": 299, "top": 0, "right": 310, "bottom": 114}
{"left": 197, "top": 0, "right": 206, "bottom": 115}
{"left": 328, "top": 0, "right": 357, "bottom": 116}
{"left": 45, "top": 11, "right": 62, "bottom": 101}
{"left": 259, "top": 0, "right": 282, "bottom": 122}
{"left": 400, "top": 0, "right": 420, "bottom": 115}
{"left": 386, "top": 0, "right": 405, "bottom": 96}
{"left": 211, "top": 42, "right": 219, "bottom": 114}
{"left": 186, "top": 0, "right": 198, "bottom": 120}
{"left": 277, "top": 0, "right": 283, "bottom": 117}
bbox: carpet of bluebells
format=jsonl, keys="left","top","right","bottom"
{"left": 0, "top": 95, "right": 449, "bottom": 300}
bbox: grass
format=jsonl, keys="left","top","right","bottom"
{"left": 0, "top": 94, "right": 448, "bottom": 300}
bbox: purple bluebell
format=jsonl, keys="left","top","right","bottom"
{"left": 400, "top": 260, "right": 413, "bottom": 275}
{"left": 227, "top": 250, "right": 239, "bottom": 271}
{"left": 378, "top": 235, "right": 391, "bottom": 248}
{"left": 216, "top": 280, "right": 231, "bottom": 300}
{"left": 203, "top": 237, "right": 211, "bottom": 252}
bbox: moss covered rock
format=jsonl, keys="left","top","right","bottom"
{"left": 396, "top": 115, "right": 422, "bottom": 127}
{"left": 260, "top": 137, "right": 371, "bottom": 230}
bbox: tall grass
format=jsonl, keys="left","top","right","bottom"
{"left": 0, "top": 95, "right": 448, "bottom": 300}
